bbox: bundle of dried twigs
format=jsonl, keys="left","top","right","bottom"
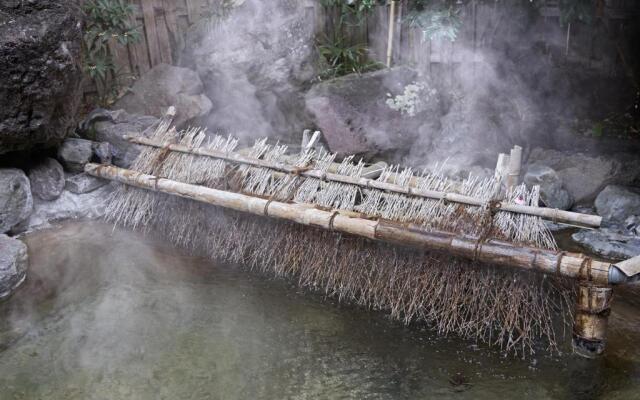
{"left": 105, "top": 123, "right": 576, "bottom": 356}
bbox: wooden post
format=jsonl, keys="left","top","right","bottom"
{"left": 572, "top": 283, "right": 613, "bottom": 358}
{"left": 386, "top": 0, "right": 398, "bottom": 68}
{"left": 140, "top": 0, "right": 162, "bottom": 67}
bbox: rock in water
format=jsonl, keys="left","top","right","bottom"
{"left": 0, "top": 169, "right": 33, "bottom": 233}
{"left": 528, "top": 148, "right": 638, "bottom": 204}
{"left": 0, "top": 234, "right": 27, "bottom": 300}
{"left": 595, "top": 185, "right": 640, "bottom": 223}
{"left": 0, "top": 1, "right": 82, "bottom": 154}
{"left": 524, "top": 164, "right": 573, "bottom": 210}
{"left": 28, "top": 158, "right": 65, "bottom": 201}
{"left": 572, "top": 228, "right": 640, "bottom": 260}
{"left": 113, "top": 64, "right": 212, "bottom": 128}
{"left": 13, "top": 185, "right": 112, "bottom": 234}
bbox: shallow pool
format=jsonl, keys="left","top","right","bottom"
{"left": 1, "top": 222, "right": 639, "bottom": 399}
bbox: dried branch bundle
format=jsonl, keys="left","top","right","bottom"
{"left": 103, "top": 124, "right": 578, "bottom": 356}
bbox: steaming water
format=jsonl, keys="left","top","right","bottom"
{"left": 1, "top": 222, "right": 639, "bottom": 399}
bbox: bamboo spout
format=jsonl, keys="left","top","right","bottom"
{"left": 86, "top": 163, "right": 619, "bottom": 285}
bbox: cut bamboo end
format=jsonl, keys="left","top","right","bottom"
{"left": 123, "top": 135, "right": 602, "bottom": 228}
{"left": 86, "top": 163, "right": 619, "bottom": 286}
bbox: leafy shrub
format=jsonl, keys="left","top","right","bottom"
{"left": 83, "top": 0, "right": 141, "bottom": 106}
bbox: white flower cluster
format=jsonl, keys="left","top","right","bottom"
{"left": 386, "top": 82, "right": 437, "bottom": 117}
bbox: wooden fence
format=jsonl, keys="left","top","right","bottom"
{"left": 93, "top": 0, "right": 640, "bottom": 95}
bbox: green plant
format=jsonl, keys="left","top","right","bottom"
{"left": 559, "top": 0, "right": 594, "bottom": 26}
{"left": 405, "top": 2, "right": 462, "bottom": 42}
{"left": 83, "top": 0, "right": 141, "bottom": 106}
{"left": 320, "top": 0, "right": 381, "bottom": 26}
{"left": 317, "top": 34, "right": 383, "bottom": 79}
{"left": 316, "top": 0, "right": 383, "bottom": 78}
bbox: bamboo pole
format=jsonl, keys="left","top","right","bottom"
{"left": 85, "top": 163, "right": 615, "bottom": 285}
{"left": 386, "top": 0, "right": 398, "bottom": 68}
{"left": 124, "top": 136, "right": 602, "bottom": 228}
{"left": 505, "top": 145, "right": 522, "bottom": 191}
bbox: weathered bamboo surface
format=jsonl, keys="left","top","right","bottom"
{"left": 124, "top": 136, "right": 603, "bottom": 229}
{"left": 86, "top": 163, "right": 614, "bottom": 285}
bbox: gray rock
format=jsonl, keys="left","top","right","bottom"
{"left": 65, "top": 173, "right": 107, "bottom": 194}
{"left": 625, "top": 215, "right": 640, "bottom": 236}
{"left": 12, "top": 185, "right": 113, "bottom": 234}
{"left": 0, "top": 169, "right": 33, "bottom": 233}
{"left": 595, "top": 185, "right": 640, "bottom": 223}
{"left": 58, "top": 138, "right": 93, "bottom": 172}
{"left": 57, "top": 138, "right": 114, "bottom": 172}
{"left": 572, "top": 228, "right": 640, "bottom": 260}
{"left": 28, "top": 158, "right": 65, "bottom": 201}
{"left": 528, "top": 148, "right": 638, "bottom": 204}
{"left": 93, "top": 142, "right": 113, "bottom": 165}
{"left": 305, "top": 67, "right": 426, "bottom": 156}
{"left": 0, "top": 1, "right": 83, "bottom": 154}
{"left": 524, "top": 164, "right": 573, "bottom": 210}
{"left": 114, "top": 64, "right": 212, "bottom": 128}
{"left": 92, "top": 110, "right": 159, "bottom": 168}
{"left": 0, "top": 234, "right": 27, "bottom": 300}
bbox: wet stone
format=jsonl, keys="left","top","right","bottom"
{"left": 0, "top": 169, "right": 33, "bottom": 233}
{"left": 65, "top": 173, "right": 107, "bottom": 194}
{"left": 28, "top": 158, "right": 65, "bottom": 201}
{"left": 0, "top": 234, "right": 27, "bottom": 300}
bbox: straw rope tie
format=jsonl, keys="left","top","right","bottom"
{"left": 328, "top": 211, "right": 340, "bottom": 231}
{"left": 556, "top": 251, "right": 567, "bottom": 277}
{"left": 579, "top": 256, "right": 593, "bottom": 282}
{"left": 263, "top": 198, "right": 275, "bottom": 217}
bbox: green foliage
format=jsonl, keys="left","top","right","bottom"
{"left": 318, "top": 34, "right": 382, "bottom": 79}
{"left": 83, "top": 0, "right": 141, "bottom": 106}
{"left": 559, "top": 0, "right": 594, "bottom": 26}
{"left": 405, "top": 1, "right": 462, "bottom": 42}
{"left": 320, "top": 0, "right": 382, "bottom": 25}
{"left": 316, "top": 0, "right": 383, "bottom": 79}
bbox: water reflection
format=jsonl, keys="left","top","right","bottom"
{"left": 0, "top": 222, "right": 639, "bottom": 399}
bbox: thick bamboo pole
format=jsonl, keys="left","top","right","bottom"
{"left": 86, "top": 163, "right": 615, "bottom": 285}
{"left": 386, "top": 0, "right": 398, "bottom": 68}
{"left": 124, "top": 136, "right": 602, "bottom": 228}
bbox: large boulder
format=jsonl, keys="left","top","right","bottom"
{"left": 0, "top": 169, "right": 33, "bottom": 233}
{"left": 90, "top": 110, "right": 159, "bottom": 168}
{"left": 0, "top": 234, "right": 28, "bottom": 300}
{"left": 113, "top": 64, "right": 212, "bottom": 128}
{"left": 527, "top": 148, "right": 639, "bottom": 204}
{"left": 305, "top": 67, "right": 428, "bottom": 156}
{"left": 524, "top": 164, "right": 573, "bottom": 210}
{"left": 28, "top": 158, "right": 65, "bottom": 201}
{"left": 595, "top": 185, "right": 640, "bottom": 223}
{"left": 0, "top": 1, "right": 83, "bottom": 154}
{"left": 185, "top": 0, "right": 316, "bottom": 142}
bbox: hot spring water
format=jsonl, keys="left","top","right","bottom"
{"left": 1, "top": 222, "right": 639, "bottom": 399}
